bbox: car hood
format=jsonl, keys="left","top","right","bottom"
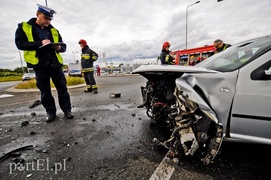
{"left": 132, "top": 65, "right": 218, "bottom": 75}
{"left": 133, "top": 64, "right": 233, "bottom": 124}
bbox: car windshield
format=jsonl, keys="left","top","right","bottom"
{"left": 196, "top": 36, "right": 271, "bottom": 72}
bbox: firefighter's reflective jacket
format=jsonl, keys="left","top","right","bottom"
{"left": 160, "top": 49, "right": 175, "bottom": 65}
{"left": 80, "top": 45, "right": 98, "bottom": 72}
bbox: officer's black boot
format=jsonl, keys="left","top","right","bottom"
{"left": 46, "top": 113, "right": 57, "bottom": 122}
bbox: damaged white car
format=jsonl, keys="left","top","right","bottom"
{"left": 133, "top": 35, "right": 271, "bottom": 165}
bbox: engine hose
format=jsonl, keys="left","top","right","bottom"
{"left": 154, "top": 102, "right": 167, "bottom": 107}
{"left": 163, "top": 120, "right": 194, "bottom": 152}
{"left": 162, "top": 119, "right": 193, "bottom": 148}
{"left": 171, "top": 119, "right": 193, "bottom": 137}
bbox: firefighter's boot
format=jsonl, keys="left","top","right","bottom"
{"left": 84, "top": 85, "right": 92, "bottom": 93}
{"left": 92, "top": 85, "right": 98, "bottom": 94}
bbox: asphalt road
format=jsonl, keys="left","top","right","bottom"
{"left": 0, "top": 81, "right": 20, "bottom": 93}
{"left": 0, "top": 75, "right": 270, "bottom": 180}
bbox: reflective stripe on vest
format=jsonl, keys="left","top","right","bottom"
{"left": 22, "top": 22, "right": 63, "bottom": 65}
{"left": 50, "top": 28, "right": 63, "bottom": 64}
{"left": 22, "top": 22, "right": 39, "bottom": 65}
{"left": 165, "top": 55, "right": 170, "bottom": 62}
{"left": 82, "top": 54, "right": 91, "bottom": 59}
{"left": 92, "top": 55, "right": 98, "bottom": 61}
{"left": 81, "top": 67, "right": 94, "bottom": 72}
{"left": 223, "top": 44, "right": 228, "bottom": 51}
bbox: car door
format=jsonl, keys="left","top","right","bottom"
{"left": 230, "top": 52, "right": 271, "bottom": 144}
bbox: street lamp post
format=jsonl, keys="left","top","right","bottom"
{"left": 18, "top": 50, "right": 25, "bottom": 74}
{"left": 72, "top": 51, "right": 78, "bottom": 63}
{"left": 185, "top": 1, "right": 200, "bottom": 49}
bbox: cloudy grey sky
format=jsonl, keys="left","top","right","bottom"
{"left": 1, "top": 0, "right": 271, "bottom": 69}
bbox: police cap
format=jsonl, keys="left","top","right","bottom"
{"left": 37, "top": 4, "right": 56, "bottom": 20}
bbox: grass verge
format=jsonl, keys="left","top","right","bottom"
{"left": 15, "top": 76, "right": 85, "bottom": 89}
{"left": 0, "top": 76, "right": 22, "bottom": 82}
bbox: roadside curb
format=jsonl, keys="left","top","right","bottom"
{"left": 4, "top": 74, "right": 138, "bottom": 93}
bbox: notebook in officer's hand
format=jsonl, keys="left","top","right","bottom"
{"left": 39, "top": 42, "right": 65, "bottom": 49}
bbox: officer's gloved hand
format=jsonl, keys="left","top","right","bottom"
{"left": 52, "top": 45, "right": 61, "bottom": 51}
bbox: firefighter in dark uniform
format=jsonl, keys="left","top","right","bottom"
{"left": 213, "top": 39, "right": 232, "bottom": 54}
{"left": 160, "top": 41, "right": 175, "bottom": 64}
{"left": 78, "top": 39, "right": 99, "bottom": 93}
{"left": 15, "top": 4, "right": 74, "bottom": 122}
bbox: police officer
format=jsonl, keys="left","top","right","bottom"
{"left": 15, "top": 4, "right": 74, "bottom": 122}
{"left": 160, "top": 41, "right": 175, "bottom": 64}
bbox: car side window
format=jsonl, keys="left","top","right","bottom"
{"left": 251, "top": 60, "right": 271, "bottom": 80}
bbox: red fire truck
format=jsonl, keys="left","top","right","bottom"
{"left": 171, "top": 45, "right": 216, "bottom": 66}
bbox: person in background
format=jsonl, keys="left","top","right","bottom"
{"left": 188, "top": 55, "right": 196, "bottom": 66}
{"left": 213, "top": 39, "right": 231, "bottom": 54}
{"left": 97, "top": 65, "right": 101, "bottom": 76}
{"left": 239, "top": 48, "right": 254, "bottom": 63}
{"left": 78, "top": 39, "right": 99, "bottom": 93}
{"left": 15, "top": 4, "right": 74, "bottom": 122}
{"left": 196, "top": 56, "right": 203, "bottom": 64}
{"left": 160, "top": 41, "right": 175, "bottom": 64}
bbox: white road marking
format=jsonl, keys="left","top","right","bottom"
{"left": 149, "top": 154, "right": 175, "bottom": 180}
{"left": 0, "top": 94, "right": 14, "bottom": 98}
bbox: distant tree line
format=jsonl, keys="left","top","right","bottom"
{"left": 0, "top": 67, "right": 27, "bottom": 77}
{"left": 0, "top": 65, "right": 69, "bottom": 77}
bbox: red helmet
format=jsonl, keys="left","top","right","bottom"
{"left": 162, "top": 41, "right": 171, "bottom": 50}
{"left": 78, "top": 39, "right": 87, "bottom": 46}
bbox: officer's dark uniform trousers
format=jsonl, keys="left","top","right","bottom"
{"left": 34, "top": 66, "right": 71, "bottom": 115}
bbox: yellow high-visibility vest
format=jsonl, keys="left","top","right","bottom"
{"left": 21, "top": 22, "right": 63, "bottom": 65}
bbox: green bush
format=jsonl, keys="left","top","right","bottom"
{"left": 0, "top": 72, "right": 22, "bottom": 77}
